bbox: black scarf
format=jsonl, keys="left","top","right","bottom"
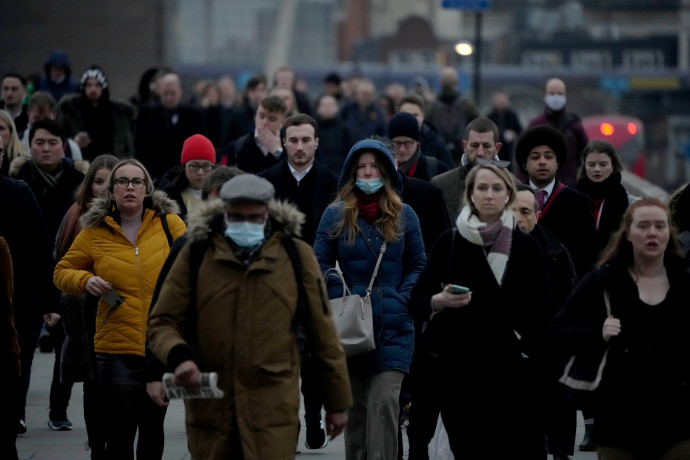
{"left": 577, "top": 171, "right": 629, "bottom": 245}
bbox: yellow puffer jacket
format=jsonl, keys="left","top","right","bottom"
{"left": 54, "top": 191, "right": 186, "bottom": 356}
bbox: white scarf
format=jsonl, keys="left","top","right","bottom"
{"left": 456, "top": 206, "right": 515, "bottom": 286}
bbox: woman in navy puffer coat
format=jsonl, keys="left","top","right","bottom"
{"left": 314, "top": 139, "right": 426, "bottom": 460}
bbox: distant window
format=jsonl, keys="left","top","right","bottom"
{"left": 571, "top": 50, "right": 612, "bottom": 70}
{"left": 623, "top": 49, "right": 665, "bottom": 70}
{"left": 521, "top": 51, "right": 563, "bottom": 69}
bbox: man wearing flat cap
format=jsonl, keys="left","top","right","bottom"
{"left": 515, "top": 124, "right": 600, "bottom": 279}
{"left": 147, "top": 174, "right": 351, "bottom": 459}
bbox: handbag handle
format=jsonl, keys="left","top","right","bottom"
{"left": 323, "top": 268, "right": 351, "bottom": 298}
{"left": 322, "top": 241, "right": 387, "bottom": 299}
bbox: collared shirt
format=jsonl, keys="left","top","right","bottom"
{"left": 530, "top": 178, "right": 556, "bottom": 202}
{"left": 288, "top": 161, "right": 313, "bottom": 184}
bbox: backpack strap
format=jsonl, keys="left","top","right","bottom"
{"left": 160, "top": 214, "right": 173, "bottom": 247}
{"left": 188, "top": 237, "right": 211, "bottom": 312}
{"left": 281, "top": 235, "right": 312, "bottom": 356}
{"left": 425, "top": 156, "right": 439, "bottom": 178}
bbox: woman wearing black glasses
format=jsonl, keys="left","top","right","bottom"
{"left": 54, "top": 159, "right": 186, "bottom": 460}
{"left": 409, "top": 160, "right": 551, "bottom": 459}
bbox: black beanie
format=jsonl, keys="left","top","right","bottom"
{"left": 514, "top": 124, "right": 568, "bottom": 175}
{"left": 387, "top": 112, "right": 420, "bottom": 141}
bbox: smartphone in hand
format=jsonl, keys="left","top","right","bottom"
{"left": 448, "top": 284, "right": 470, "bottom": 295}
{"left": 102, "top": 286, "right": 123, "bottom": 309}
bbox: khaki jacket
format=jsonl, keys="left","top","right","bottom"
{"left": 148, "top": 199, "right": 351, "bottom": 460}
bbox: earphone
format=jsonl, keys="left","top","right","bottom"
{"left": 505, "top": 196, "right": 510, "bottom": 204}
{"left": 470, "top": 196, "right": 475, "bottom": 203}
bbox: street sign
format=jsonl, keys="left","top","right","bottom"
{"left": 441, "top": 0, "right": 490, "bottom": 10}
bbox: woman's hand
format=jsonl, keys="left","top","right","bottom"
{"left": 602, "top": 315, "right": 621, "bottom": 342}
{"left": 432, "top": 285, "right": 472, "bottom": 310}
{"left": 43, "top": 313, "right": 61, "bottom": 328}
{"left": 85, "top": 276, "right": 112, "bottom": 296}
{"left": 146, "top": 381, "right": 169, "bottom": 407}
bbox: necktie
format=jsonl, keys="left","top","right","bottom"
{"left": 536, "top": 189, "right": 547, "bottom": 211}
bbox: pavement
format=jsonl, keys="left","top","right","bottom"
{"left": 17, "top": 349, "right": 598, "bottom": 459}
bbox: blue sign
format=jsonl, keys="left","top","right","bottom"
{"left": 442, "top": 0, "right": 490, "bottom": 10}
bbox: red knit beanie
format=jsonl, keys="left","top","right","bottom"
{"left": 180, "top": 134, "right": 216, "bottom": 164}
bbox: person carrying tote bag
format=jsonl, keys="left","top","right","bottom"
{"left": 550, "top": 198, "right": 690, "bottom": 459}
{"left": 314, "top": 139, "right": 426, "bottom": 460}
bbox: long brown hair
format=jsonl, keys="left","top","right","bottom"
{"left": 596, "top": 197, "right": 681, "bottom": 268}
{"left": 74, "top": 154, "right": 119, "bottom": 211}
{"left": 330, "top": 150, "right": 403, "bottom": 245}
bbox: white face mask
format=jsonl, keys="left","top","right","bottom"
{"left": 224, "top": 221, "right": 266, "bottom": 248}
{"left": 545, "top": 94, "right": 567, "bottom": 111}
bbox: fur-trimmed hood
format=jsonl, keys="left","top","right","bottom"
{"left": 79, "top": 190, "right": 181, "bottom": 229}
{"left": 185, "top": 198, "right": 305, "bottom": 245}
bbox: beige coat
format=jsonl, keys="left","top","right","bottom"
{"left": 147, "top": 200, "right": 351, "bottom": 459}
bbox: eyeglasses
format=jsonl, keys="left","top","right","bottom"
{"left": 476, "top": 157, "right": 510, "bottom": 169}
{"left": 114, "top": 177, "right": 146, "bottom": 189}
{"left": 0, "top": 148, "right": 6, "bottom": 157}
{"left": 392, "top": 140, "right": 416, "bottom": 150}
{"left": 186, "top": 163, "right": 213, "bottom": 173}
{"left": 225, "top": 212, "right": 267, "bottom": 224}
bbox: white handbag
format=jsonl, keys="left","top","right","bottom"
{"left": 324, "top": 242, "right": 386, "bottom": 357}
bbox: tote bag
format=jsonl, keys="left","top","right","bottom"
{"left": 323, "top": 242, "right": 386, "bottom": 357}
{"left": 323, "top": 268, "right": 375, "bottom": 357}
{"left": 558, "top": 290, "right": 611, "bottom": 391}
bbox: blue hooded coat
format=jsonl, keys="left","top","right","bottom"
{"left": 313, "top": 139, "right": 427, "bottom": 374}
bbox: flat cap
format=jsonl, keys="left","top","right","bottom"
{"left": 219, "top": 174, "right": 274, "bottom": 204}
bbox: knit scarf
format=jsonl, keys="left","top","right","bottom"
{"left": 456, "top": 206, "right": 514, "bottom": 285}
{"left": 356, "top": 189, "right": 381, "bottom": 224}
{"left": 29, "top": 158, "right": 64, "bottom": 192}
{"left": 397, "top": 150, "right": 421, "bottom": 176}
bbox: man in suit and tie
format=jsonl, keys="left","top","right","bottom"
{"left": 515, "top": 124, "right": 600, "bottom": 279}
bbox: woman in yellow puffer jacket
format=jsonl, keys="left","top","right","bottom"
{"left": 54, "top": 159, "right": 186, "bottom": 460}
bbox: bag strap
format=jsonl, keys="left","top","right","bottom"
{"left": 366, "top": 242, "right": 387, "bottom": 295}
{"left": 445, "top": 229, "right": 457, "bottom": 284}
{"left": 160, "top": 214, "right": 173, "bottom": 247}
{"left": 604, "top": 289, "right": 611, "bottom": 316}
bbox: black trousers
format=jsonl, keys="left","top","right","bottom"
{"left": 100, "top": 384, "right": 167, "bottom": 460}
{"left": 46, "top": 318, "right": 73, "bottom": 419}
{"left": 300, "top": 352, "right": 324, "bottom": 424}
{"left": 406, "top": 351, "right": 443, "bottom": 460}
{"left": 17, "top": 316, "right": 43, "bottom": 420}
{"left": 1, "top": 376, "right": 21, "bottom": 460}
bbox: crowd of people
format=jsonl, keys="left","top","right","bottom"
{"left": 1, "top": 49, "right": 690, "bottom": 460}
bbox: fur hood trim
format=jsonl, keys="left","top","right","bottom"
{"left": 185, "top": 198, "right": 305, "bottom": 244}
{"left": 79, "top": 190, "right": 181, "bottom": 229}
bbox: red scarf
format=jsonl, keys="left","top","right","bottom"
{"left": 356, "top": 190, "right": 381, "bottom": 224}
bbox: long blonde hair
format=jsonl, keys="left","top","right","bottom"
{"left": 330, "top": 150, "right": 403, "bottom": 245}
{"left": 0, "top": 109, "right": 27, "bottom": 163}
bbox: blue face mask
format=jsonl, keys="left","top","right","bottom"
{"left": 355, "top": 178, "right": 384, "bottom": 195}
{"left": 224, "top": 221, "right": 266, "bottom": 248}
